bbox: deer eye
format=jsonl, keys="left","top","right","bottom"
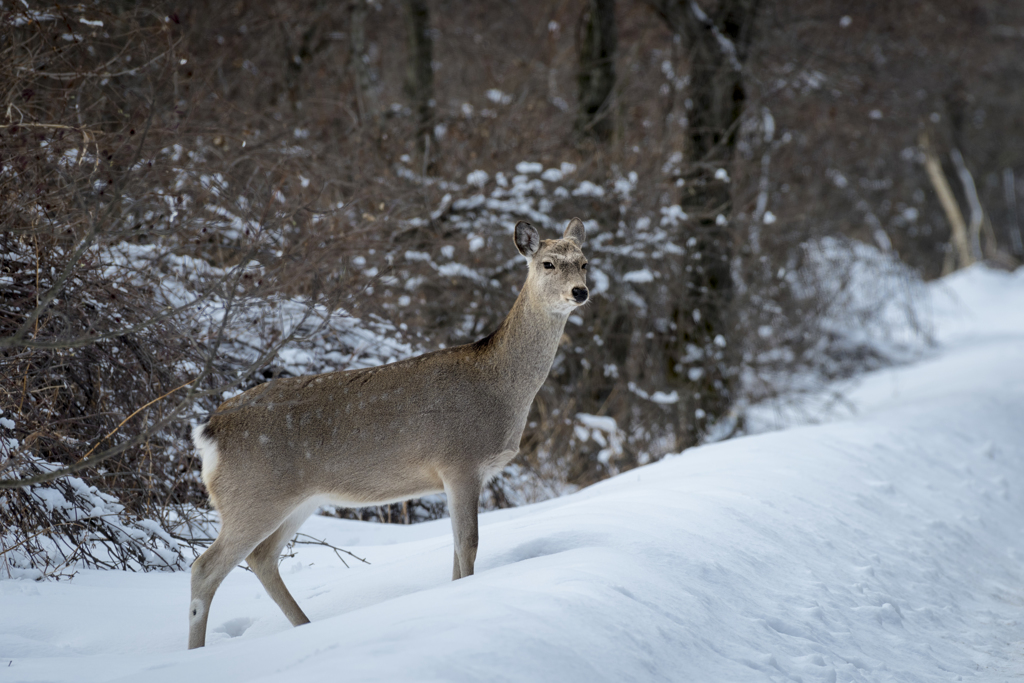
{"left": 543, "top": 262, "right": 555, "bottom": 270}
{"left": 581, "top": 262, "right": 588, "bottom": 270}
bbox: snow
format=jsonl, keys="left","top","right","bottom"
{"left": 4, "top": 265, "right": 1024, "bottom": 681}
{"left": 586, "top": 266, "right": 610, "bottom": 295}
{"left": 649, "top": 390, "right": 679, "bottom": 404}
{"left": 486, "top": 89, "right": 512, "bottom": 106}
{"left": 2, "top": 457, "right": 187, "bottom": 579}
{"left": 626, "top": 381, "right": 682, "bottom": 406}
{"left": 623, "top": 268, "right": 655, "bottom": 283}
{"left": 575, "top": 413, "right": 618, "bottom": 435}
{"left": 571, "top": 180, "right": 605, "bottom": 198}
{"left": 514, "top": 161, "right": 543, "bottom": 175}
{"left": 465, "top": 170, "right": 489, "bottom": 188}
{"left": 660, "top": 204, "right": 689, "bottom": 226}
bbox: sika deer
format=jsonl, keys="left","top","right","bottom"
{"left": 188, "top": 218, "right": 589, "bottom": 648}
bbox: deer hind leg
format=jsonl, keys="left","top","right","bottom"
{"left": 445, "top": 475, "right": 482, "bottom": 580}
{"left": 245, "top": 499, "right": 321, "bottom": 627}
{"left": 188, "top": 501, "right": 296, "bottom": 649}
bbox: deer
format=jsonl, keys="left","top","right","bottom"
{"left": 187, "top": 218, "right": 589, "bottom": 648}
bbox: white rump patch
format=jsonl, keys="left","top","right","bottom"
{"left": 192, "top": 423, "right": 220, "bottom": 492}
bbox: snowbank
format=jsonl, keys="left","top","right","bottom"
{"left": 2, "top": 265, "right": 1024, "bottom": 681}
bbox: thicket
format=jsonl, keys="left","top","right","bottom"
{"left": 2, "top": 0, "right": 1021, "bottom": 576}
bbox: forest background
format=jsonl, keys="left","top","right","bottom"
{"left": 2, "top": 0, "right": 1023, "bottom": 575}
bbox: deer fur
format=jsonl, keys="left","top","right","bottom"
{"left": 187, "top": 218, "right": 589, "bottom": 648}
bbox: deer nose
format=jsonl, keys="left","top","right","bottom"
{"left": 572, "top": 287, "right": 589, "bottom": 303}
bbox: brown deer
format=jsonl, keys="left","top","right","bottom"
{"left": 188, "top": 218, "right": 589, "bottom": 648}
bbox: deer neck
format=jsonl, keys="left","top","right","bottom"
{"left": 483, "top": 284, "right": 569, "bottom": 396}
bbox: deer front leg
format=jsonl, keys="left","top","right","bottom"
{"left": 445, "top": 475, "right": 481, "bottom": 580}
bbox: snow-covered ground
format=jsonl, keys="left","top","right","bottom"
{"left": 3, "top": 264, "right": 1024, "bottom": 682}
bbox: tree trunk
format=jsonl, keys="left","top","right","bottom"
{"left": 949, "top": 148, "right": 984, "bottom": 262}
{"left": 650, "top": 0, "right": 758, "bottom": 449}
{"left": 281, "top": 18, "right": 320, "bottom": 112}
{"left": 576, "top": 0, "right": 617, "bottom": 141}
{"left": 1004, "top": 168, "right": 1024, "bottom": 256}
{"left": 919, "top": 132, "right": 972, "bottom": 272}
{"left": 403, "top": 0, "right": 435, "bottom": 161}
{"left": 349, "top": 0, "right": 376, "bottom": 129}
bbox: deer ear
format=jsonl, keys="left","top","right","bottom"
{"left": 514, "top": 221, "right": 540, "bottom": 257}
{"left": 563, "top": 217, "right": 586, "bottom": 246}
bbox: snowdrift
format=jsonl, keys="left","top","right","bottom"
{"left": 2, "top": 265, "right": 1024, "bottom": 682}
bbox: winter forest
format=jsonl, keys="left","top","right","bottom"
{"left": 3, "top": 1, "right": 1024, "bottom": 679}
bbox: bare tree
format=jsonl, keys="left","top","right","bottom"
{"left": 1004, "top": 168, "right": 1024, "bottom": 256}
{"left": 349, "top": 0, "right": 378, "bottom": 129}
{"left": 403, "top": 0, "right": 435, "bottom": 161}
{"left": 649, "top": 0, "right": 759, "bottom": 447}
{"left": 920, "top": 132, "right": 974, "bottom": 272}
{"left": 576, "top": 0, "right": 618, "bottom": 140}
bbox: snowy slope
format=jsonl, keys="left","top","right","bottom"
{"left": 2, "top": 265, "right": 1024, "bottom": 682}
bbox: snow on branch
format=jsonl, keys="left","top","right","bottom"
{"left": 689, "top": 1, "right": 742, "bottom": 72}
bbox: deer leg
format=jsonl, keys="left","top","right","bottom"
{"left": 245, "top": 499, "right": 320, "bottom": 627}
{"left": 188, "top": 504, "right": 294, "bottom": 649}
{"left": 445, "top": 476, "right": 481, "bottom": 580}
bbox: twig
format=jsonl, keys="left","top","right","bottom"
{"left": 291, "top": 532, "right": 370, "bottom": 569}
{"left": 0, "top": 376, "right": 200, "bottom": 489}
{"left": 75, "top": 378, "right": 196, "bottom": 464}
{"left": 0, "top": 123, "right": 100, "bottom": 132}
{"left": 13, "top": 38, "right": 184, "bottom": 81}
